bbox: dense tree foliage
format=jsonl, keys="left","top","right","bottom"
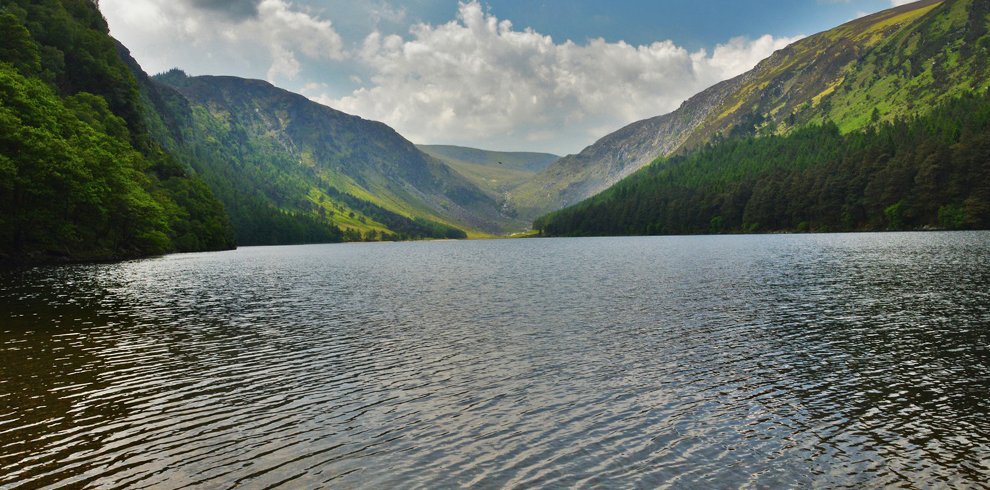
{"left": 0, "top": 65, "right": 167, "bottom": 257}
{"left": 535, "top": 91, "right": 990, "bottom": 236}
{"left": 0, "top": 0, "right": 234, "bottom": 262}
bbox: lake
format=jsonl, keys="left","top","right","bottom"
{"left": 2, "top": 233, "right": 989, "bottom": 488}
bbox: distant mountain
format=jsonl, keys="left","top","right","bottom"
{"left": 510, "top": 80, "right": 740, "bottom": 219}
{"left": 535, "top": 0, "right": 990, "bottom": 236}
{"left": 516, "top": 0, "right": 989, "bottom": 218}
{"left": 417, "top": 145, "right": 558, "bottom": 215}
{"left": 149, "top": 73, "right": 524, "bottom": 240}
{"left": 418, "top": 145, "right": 558, "bottom": 174}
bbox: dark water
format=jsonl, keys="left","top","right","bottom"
{"left": 2, "top": 233, "right": 989, "bottom": 488}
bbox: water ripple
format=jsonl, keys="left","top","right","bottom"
{"left": 2, "top": 233, "right": 990, "bottom": 488}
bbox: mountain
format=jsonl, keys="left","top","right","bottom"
{"left": 515, "top": 0, "right": 989, "bottom": 218}
{"left": 120, "top": 55, "right": 349, "bottom": 245}
{"left": 418, "top": 145, "right": 559, "bottom": 174}
{"left": 0, "top": 0, "right": 235, "bottom": 262}
{"left": 417, "top": 145, "right": 558, "bottom": 215}
{"left": 535, "top": 91, "right": 990, "bottom": 236}
{"left": 150, "top": 73, "right": 523, "bottom": 240}
{"left": 535, "top": 0, "right": 990, "bottom": 236}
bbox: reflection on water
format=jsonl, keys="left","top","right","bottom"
{"left": 2, "top": 233, "right": 989, "bottom": 488}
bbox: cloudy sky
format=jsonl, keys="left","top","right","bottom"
{"left": 101, "top": 0, "right": 918, "bottom": 155}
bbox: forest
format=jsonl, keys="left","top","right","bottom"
{"left": 535, "top": 90, "right": 990, "bottom": 236}
{"left": 0, "top": 0, "right": 234, "bottom": 261}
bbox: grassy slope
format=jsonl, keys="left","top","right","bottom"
{"left": 684, "top": 0, "right": 989, "bottom": 146}
{"left": 182, "top": 100, "right": 393, "bottom": 238}
{"left": 417, "top": 144, "right": 559, "bottom": 202}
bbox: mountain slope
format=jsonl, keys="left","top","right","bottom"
{"left": 0, "top": 0, "right": 234, "bottom": 262}
{"left": 417, "top": 145, "right": 558, "bottom": 214}
{"left": 510, "top": 80, "right": 741, "bottom": 218}
{"left": 120, "top": 56, "right": 350, "bottom": 245}
{"left": 535, "top": 91, "right": 990, "bottom": 236}
{"left": 515, "top": 0, "right": 989, "bottom": 219}
{"left": 417, "top": 145, "right": 559, "bottom": 174}
{"left": 154, "top": 73, "right": 522, "bottom": 237}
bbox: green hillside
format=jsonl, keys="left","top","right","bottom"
{"left": 152, "top": 73, "right": 521, "bottom": 240}
{"left": 535, "top": 0, "right": 990, "bottom": 235}
{"left": 535, "top": 0, "right": 990, "bottom": 237}
{"left": 516, "top": 0, "right": 990, "bottom": 220}
{"left": 1, "top": 0, "right": 528, "bottom": 260}
{"left": 535, "top": 91, "right": 990, "bottom": 236}
{"left": 690, "top": 0, "right": 989, "bottom": 142}
{"left": 0, "top": 0, "right": 234, "bottom": 263}
{"left": 134, "top": 68, "right": 469, "bottom": 243}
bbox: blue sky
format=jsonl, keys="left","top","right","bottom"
{"left": 395, "top": 1, "right": 900, "bottom": 48}
{"left": 101, "top": 0, "right": 915, "bottom": 154}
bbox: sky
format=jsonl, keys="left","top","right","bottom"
{"left": 100, "top": 0, "right": 919, "bottom": 155}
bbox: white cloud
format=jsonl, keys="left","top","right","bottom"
{"left": 101, "top": 0, "right": 343, "bottom": 82}
{"left": 103, "top": 0, "right": 800, "bottom": 154}
{"left": 369, "top": 2, "right": 407, "bottom": 26}
{"left": 890, "top": 0, "right": 915, "bottom": 6}
{"left": 320, "top": 2, "right": 800, "bottom": 154}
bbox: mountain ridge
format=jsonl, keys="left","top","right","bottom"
{"left": 152, "top": 71, "right": 525, "bottom": 238}
{"left": 534, "top": 0, "right": 990, "bottom": 237}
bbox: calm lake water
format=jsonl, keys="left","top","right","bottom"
{"left": 2, "top": 233, "right": 989, "bottom": 488}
